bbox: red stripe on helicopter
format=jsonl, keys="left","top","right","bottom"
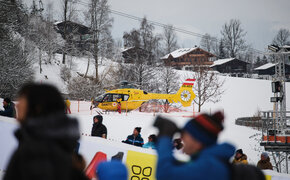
{"left": 186, "top": 79, "right": 196, "bottom": 82}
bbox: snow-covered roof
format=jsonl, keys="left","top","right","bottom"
{"left": 161, "top": 48, "right": 198, "bottom": 59}
{"left": 121, "top": 47, "right": 134, "bottom": 52}
{"left": 254, "top": 63, "right": 277, "bottom": 70}
{"left": 210, "top": 58, "right": 235, "bottom": 67}
{"left": 53, "top": 21, "right": 62, "bottom": 25}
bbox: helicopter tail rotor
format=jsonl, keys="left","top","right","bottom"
{"left": 173, "top": 79, "right": 196, "bottom": 107}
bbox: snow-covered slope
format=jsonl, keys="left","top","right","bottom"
{"left": 33, "top": 53, "right": 118, "bottom": 93}
{"left": 2, "top": 55, "right": 290, "bottom": 175}
{"left": 30, "top": 55, "right": 290, "bottom": 164}
{"left": 71, "top": 76, "right": 289, "bottom": 166}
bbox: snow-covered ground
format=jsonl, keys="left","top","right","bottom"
{"left": 33, "top": 53, "right": 118, "bottom": 93}
{"left": 1, "top": 55, "right": 290, "bottom": 178}
{"left": 70, "top": 76, "right": 289, "bottom": 166}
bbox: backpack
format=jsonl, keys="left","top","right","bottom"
{"left": 230, "top": 163, "right": 265, "bottom": 180}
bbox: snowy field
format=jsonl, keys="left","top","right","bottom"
{"left": 1, "top": 76, "right": 290, "bottom": 179}
{"left": 70, "top": 76, "right": 289, "bottom": 166}
{"left": 1, "top": 54, "right": 290, "bottom": 178}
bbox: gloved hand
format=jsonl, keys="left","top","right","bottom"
{"left": 153, "top": 115, "right": 179, "bottom": 138}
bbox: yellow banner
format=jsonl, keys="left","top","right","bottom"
{"left": 126, "top": 150, "right": 157, "bottom": 180}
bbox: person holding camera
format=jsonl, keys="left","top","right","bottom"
{"left": 153, "top": 112, "right": 235, "bottom": 180}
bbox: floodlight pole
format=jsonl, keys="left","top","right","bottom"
{"left": 270, "top": 46, "right": 289, "bottom": 132}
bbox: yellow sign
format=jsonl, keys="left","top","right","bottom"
{"left": 126, "top": 150, "right": 157, "bottom": 180}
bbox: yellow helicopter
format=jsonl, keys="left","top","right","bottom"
{"left": 92, "top": 79, "right": 196, "bottom": 111}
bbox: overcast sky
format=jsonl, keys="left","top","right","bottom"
{"left": 23, "top": 0, "right": 290, "bottom": 52}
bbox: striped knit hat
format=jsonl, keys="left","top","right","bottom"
{"left": 183, "top": 111, "right": 224, "bottom": 146}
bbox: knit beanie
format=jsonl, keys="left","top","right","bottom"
{"left": 135, "top": 127, "right": 141, "bottom": 133}
{"left": 236, "top": 149, "right": 243, "bottom": 155}
{"left": 261, "top": 152, "right": 268, "bottom": 158}
{"left": 97, "top": 161, "right": 127, "bottom": 180}
{"left": 4, "top": 98, "right": 11, "bottom": 104}
{"left": 183, "top": 111, "right": 224, "bottom": 146}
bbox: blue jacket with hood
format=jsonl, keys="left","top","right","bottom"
{"left": 156, "top": 137, "right": 235, "bottom": 180}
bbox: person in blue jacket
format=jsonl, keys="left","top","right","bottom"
{"left": 0, "top": 98, "right": 16, "bottom": 118}
{"left": 153, "top": 111, "right": 235, "bottom": 180}
{"left": 122, "top": 127, "right": 144, "bottom": 147}
{"left": 143, "top": 134, "right": 157, "bottom": 149}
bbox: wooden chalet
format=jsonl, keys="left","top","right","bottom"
{"left": 54, "top": 21, "right": 91, "bottom": 53}
{"left": 210, "top": 58, "right": 249, "bottom": 74}
{"left": 122, "top": 47, "right": 153, "bottom": 64}
{"left": 254, "top": 63, "right": 290, "bottom": 80}
{"left": 161, "top": 47, "right": 216, "bottom": 70}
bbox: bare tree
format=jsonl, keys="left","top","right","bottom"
{"left": 200, "top": 33, "right": 215, "bottom": 53}
{"left": 61, "top": 0, "right": 78, "bottom": 64}
{"left": 159, "top": 67, "right": 180, "bottom": 112}
{"left": 123, "top": 17, "right": 161, "bottom": 65}
{"left": 160, "top": 67, "right": 179, "bottom": 94}
{"left": 221, "top": 19, "right": 247, "bottom": 58}
{"left": 112, "top": 39, "right": 124, "bottom": 63}
{"left": 272, "top": 28, "right": 290, "bottom": 46}
{"left": 123, "top": 29, "right": 141, "bottom": 48}
{"left": 191, "top": 66, "right": 224, "bottom": 112}
{"left": 68, "top": 76, "right": 101, "bottom": 100}
{"left": 45, "top": 2, "right": 58, "bottom": 64}
{"left": 61, "top": 0, "right": 69, "bottom": 64}
{"left": 87, "top": 0, "right": 113, "bottom": 83}
{"left": 162, "top": 24, "right": 179, "bottom": 54}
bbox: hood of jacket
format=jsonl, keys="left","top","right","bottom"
{"left": 93, "top": 117, "right": 103, "bottom": 126}
{"left": 16, "top": 112, "right": 80, "bottom": 145}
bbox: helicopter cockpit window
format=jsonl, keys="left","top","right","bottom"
{"left": 103, "top": 94, "right": 113, "bottom": 102}
{"left": 95, "top": 94, "right": 105, "bottom": 102}
{"left": 112, "top": 94, "right": 122, "bottom": 102}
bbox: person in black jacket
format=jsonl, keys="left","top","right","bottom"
{"left": 0, "top": 98, "right": 16, "bottom": 118}
{"left": 91, "top": 115, "right": 107, "bottom": 138}
{"left": 122, "top": 127, "right": 144, "bottom": 147}
{"left": 4, "top": 83, "right": 88, "bottom": 180}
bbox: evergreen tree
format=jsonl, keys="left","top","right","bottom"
{"left": 218, "top": 40, "right": 226, "bottom": 59}
{"left": 0, "top": 0, "right": 34, "bottom": 98}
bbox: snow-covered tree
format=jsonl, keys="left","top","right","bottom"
{"left": 68, "top": 76, "right": 101, "bottom": 100}
{"left": 0, "top": 1, "right": 34, "bottom": 98}
{"left": 86, "top": 0, "right": 113, "bottom": 83}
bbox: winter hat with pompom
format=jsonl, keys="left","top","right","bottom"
{"left": 183, "top": 111, "right": 224, "bottom": 146}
